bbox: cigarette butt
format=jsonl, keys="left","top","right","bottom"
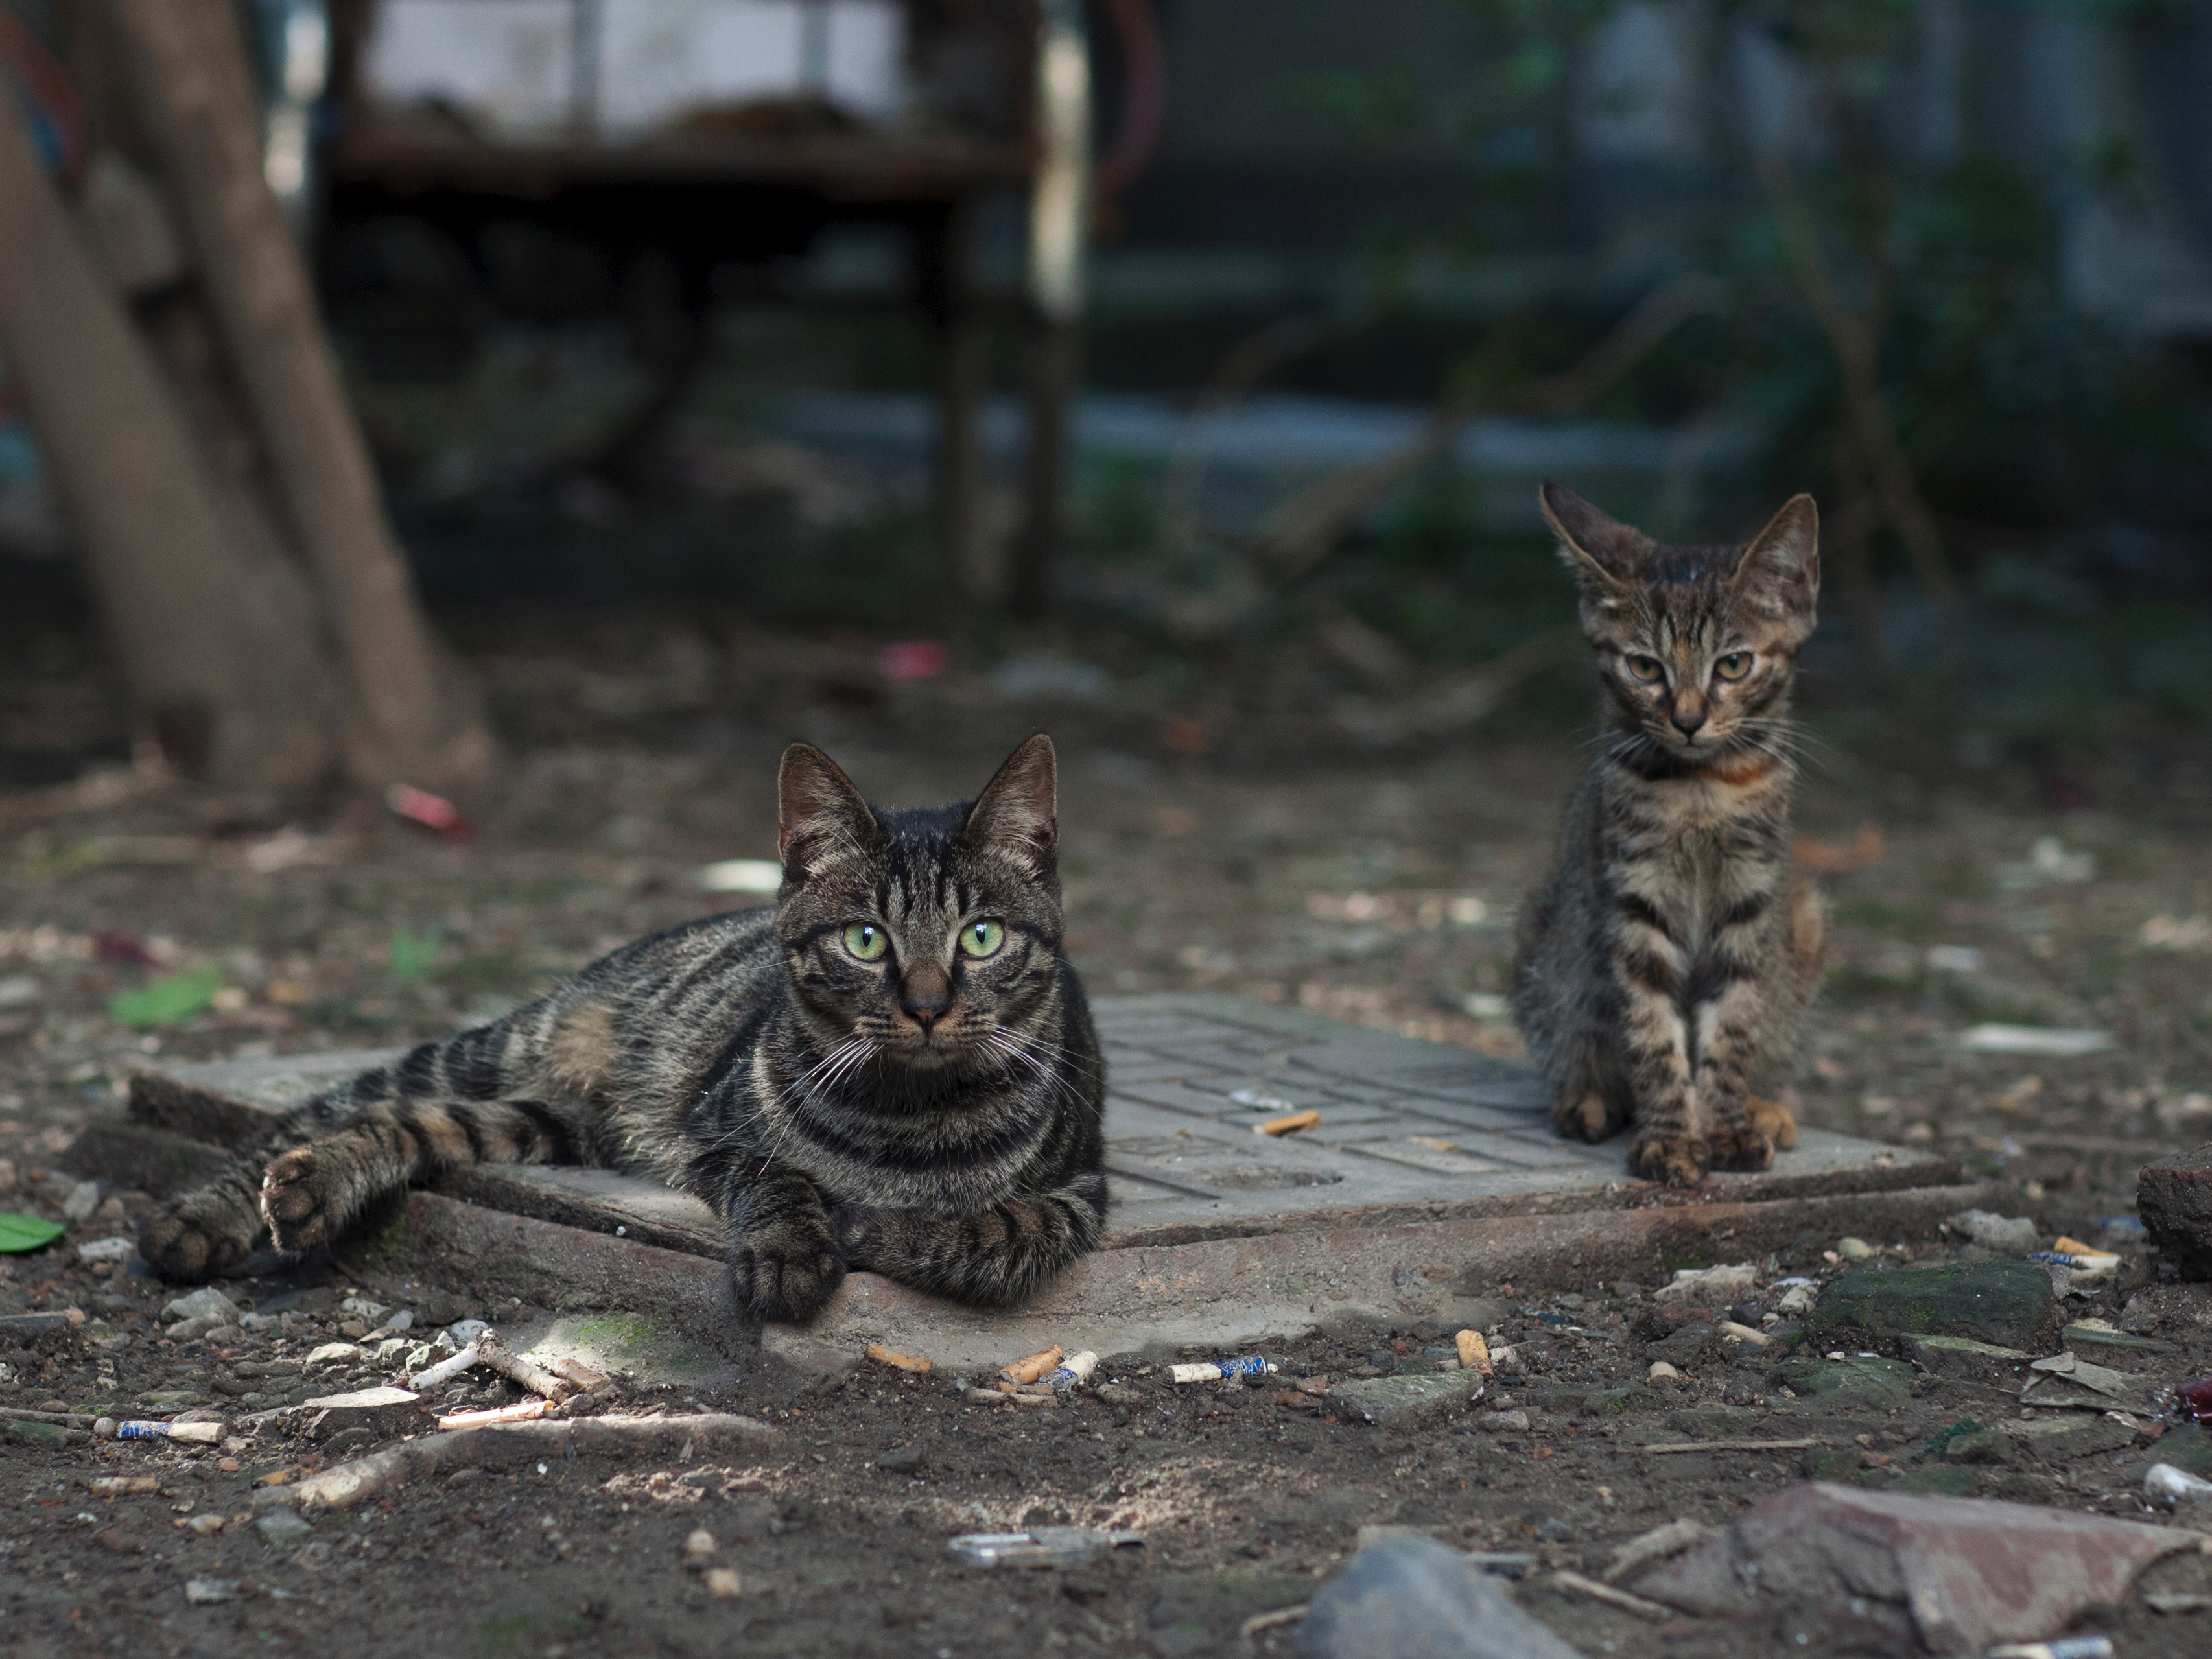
{"left": 867, "top": 1343, "right": 932, "bottom": 1374}
{"left": 436, "top": 1398, "right": 550, "bottom": 1431}
{"left": 117, "top": 1419, "right": 222, "bottom": 1444}
{"left": 87, "top": 1476, "right": 161, "bottom": 1496}
{"left": 997, "top": 1346, "right": 1064, "bottom": 1386}
{"left": 409, "top": 1343, "right": 480, "bottom": 1392}
{"left": 685, "top": 1528, "right": 716, "bottom": 1561}
{"left": 703, "top": 1567, "right": 742, "bottom": 1599}
{"left": 959, "top": 1387, "right": 1009, "bottom": 1405}
{"left": 542, "top": 1354, "right": 613, "bottom": 1393}
{"left": 1254, "top": 1109, "right": 1320, "bottom": 1136}
{"left": 1171, "top": 1356, "right": 1277, "bottom": 1384}
{"left": 1038, "top": 1351, "right": 1098, "bottom": 1389}
{"left": 1454, "top": 1330, "right": 1492, "bottom": 1373}
{"left": 2050, "top": 1235, "right": 2097, "bottom": 1257}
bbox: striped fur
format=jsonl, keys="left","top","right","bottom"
{"left": 1512, "top": 485, "right": 1828, "bottom": 1186}
{"left": 140, "top": 735, "right": 1108, "bottom": 1320}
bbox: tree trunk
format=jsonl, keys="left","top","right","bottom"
{"left": 0, "top": 89, "right": 340, "bottom": 788}
{"left": 100, "top": 0, "right": 491, "bottom": 790}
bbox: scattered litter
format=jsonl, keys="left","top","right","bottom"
{"left": 475, "top": 1330, "right": 571, "bottom": 1402}
{"left": 1645, "top": 1361, "right": 1684, "bottom": 1386}
{"left": 113, "top": 1420, "right": 223, "bottom": 1444}
{"left": 1793, "top": 822, "right": 1884, "bottom": 873}
{"left": 407, "top": 1344, "right": 479, "bottom": 1392}
{"left": 183, "top": 1579, "right": 241, "bottom": 1605}
{"left": 1605, "top": 1518, "right": 1717, "bottom": 1583}
{"left": 384, "top": 784, "right": 471, "bottom": 843}
{"left": 75, "top": 1235, "right": 135, "bottom": 1262}
{"left": 2017, "top": 1352, "right": 2138, "bottom": 1411}
{"left": 866, "top": 1343, "right": 931, "bottom": 1375}
{"left": 1171, "top": 1356, "right": 1276, "bottom": 1385}
{"left": 1986, "top": 1641, "right": 2113, "bottom": 1659}
{"left": 1634, "top": 1483, "right": 2194, "bottom": 1654}
{"left": 1957, "top": 1025, "right": 2114, "bottom": 1057}
{"left": 435, "top": 1399, "right": 548, "bottom": 1431}
{"left": 2178, "top": 1376, "right": 2212, "bottom": 1422}
{"left": 1453, "top": 1329, "right": 1490, "bottom": 1373}
{"left": 86, "top": 1476, "right": 161, "bottom": 1496}
{"left": 996, "top": 1347, "right": 1064, "bottom": 1387}
{"left": 1228, "top": 1087, "right": 1294, "bottom": 1112}
{"left": 1037, "top": 1351, "right": 1097, "bottom": 1389}
{"left": 695, "top": 858, "right": 781, "bottom": 895}
{"left": 1949, "top": 1210, "right": 2040, "bottom": 1253}
{"left": 876, "top": 640, "right": 948, "bottom": 681}
{"left": 1237, "top": 1604, "right": 1308, "bottom": 1639}
{"left": 2145, "top": 1463, "right": 2212, "bottom": 1508}
{"left": 1253, "top": 1108, "right": 1320, "bottom": 1136}
{"left": 946, "top": 1527, "right": 1142, "bottom": 1568}
{"left": 1653, "top": 1263, "right": 1756, "bottom": 1304}
{"left": 0, "top": 1212, "right": 64, "bottom": 1253}
{"left": 1549, "top": 1568, "right": 1669, "bottom": 1621}
{"left": 1299, "top": 1536, "right": 1584, "bottom": 1659}
{"left": 110, "top": 967, "right": 222, "bottom": 1028}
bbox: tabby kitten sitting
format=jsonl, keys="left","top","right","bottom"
{"left": 141, "top": 735, "right": 1108, "bottom": 1320}
{"left": 1512, "top": 484, "right": 1828, "bottom": 1186}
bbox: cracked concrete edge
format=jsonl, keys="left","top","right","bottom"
{"left": 381, "top": 1182, "right": 1998, "bottom": 1377}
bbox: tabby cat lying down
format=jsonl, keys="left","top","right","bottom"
{"left": 140, "top": 735, "right": 1108, "bottom": 1321}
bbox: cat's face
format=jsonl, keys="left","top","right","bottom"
{"left": 1540, "top": 484, "right": 1820, "bottom": 764}
{"left": 773, "top": 736, "right": 1064, "bottom": 1075}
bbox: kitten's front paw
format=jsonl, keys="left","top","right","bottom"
{"left": 731, "top": 1219, "right": 847, "bottom": 1323}
{"left": 139, "top": 1199, "right": 257, "bottom": 1284}
{"left": 1705, "top": 1122, "right": 1774, "bottom": 1172}
{"left": 1747, "top": 1095, "right": 1799, "bottom": 1150}
{"left": 1627, "top": 1133, "right": 1709, "bottom": 1186}
{"left": 260, "top": 1147, "right": 340, "bottom": 1251}
{"left": 1552, "top": 1091, "right": 1620, "bottom": 1142}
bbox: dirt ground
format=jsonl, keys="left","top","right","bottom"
{"left": 5, "top": 622, "right": 2212, "bottom": 1657}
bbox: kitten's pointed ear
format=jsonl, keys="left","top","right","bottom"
{"left": 1732, "top": 493, "right": 1821, "bottom": 618}
{"left": 777, "top": 743, "right": 878, "bottom": 878}
{"left": 1539, "top": 482, "right": 1652, "bottom": 588}
{"left": 965, "top": 733, "right": 1057, "bottom": 877}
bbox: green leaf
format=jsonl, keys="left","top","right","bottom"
{"left": 0, "top": 1212, "right": 65, "bottom": 1253}
{"left": 109, "top": 966, "right": 222, "bottom": 1028}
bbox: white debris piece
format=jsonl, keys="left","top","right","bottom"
{"left": 1957, "top": 1026, "right": 2113, "bottom": 1057}
{"left": 1653, "top": 1264, "right": 1756, "bottom": 1304}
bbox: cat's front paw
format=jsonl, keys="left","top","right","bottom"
{"left": 260, "top": 1146, "right": 340, "bottom": 1251}
{"left": 1747, "top": 1095, "right": 1799, "bottom": 1150}
{"left": 731, "top": 1219, "right": 847, "bottom": 1323}
{"left": 1552, "top": 1090, "right": 1621, "bottom": 1142}
{"left": 1627, "top": 1133, "right": 1709, "bottom": 1186}
{"left": 1705, "top": 1121, "right": 1774, "bottom": 1172}
{"left": 139, "top": 1197, "right": 257, "bottom": 1283}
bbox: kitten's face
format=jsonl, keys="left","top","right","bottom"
{"left": 1540, "top": 484, "right": 1820, "bottom": 764}
{"left": 773, "top": 736, "right": 1063, "bottom": 1076}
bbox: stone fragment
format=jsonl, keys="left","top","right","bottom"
{"left": 2000, "top": 1416, "right": 2137, "bottom": 1463}
{"left": 299, "top": 1386, "right": 421, "bottom": 1441}
{"left": 876, "top": 1445, "right": 926, "bottom": 1474}
{"left": 2137, "top": 1144, "right": 2212, "bottom": 1277}
{"left": 1807, "top": 1260, "right": 2058, "bottom": 1350}
{"left": 1649, "top": 1321, "right": 1720, "bottom": 1371}
{"left": 1904, "top": 1334, "right": 2034, "bottom": 1378}
{"left": 305, "top": 1343, "right": 369, "bottom": 1367}
{"left": 1324, "top": 1371, "right": 1485, "bottom": 1430}
{"left": 1296, "top": 1536, "right": 1584, "bottom": 1659}
{"left": 1644, "top": 1362, "right": 1684, "bottom": 1388}
{"left": 1776, "top": 1356, "right": 1916, "bottom": 1409}
{"left": 2018, "top": 1352, "right": 2144, "bottom": 1411}
{"left": 254, "top": 1509, "right": 312, "bottom": 1546}
{"left": 161, "top": 1288, "right": 241, "bottom": 1326}
{"left": 1949, "top": 1210, "right": 2039, "bottom": 1253}
{"left": 1836, "top": 1238, "right": 1874, "bottom": 1259}
{"left": 1479, "top": 1409, "right": 1530, "bottom": 1433}
{"left": 1634, "top": 1482, "right": 2196, "bottom": 1654}
{"left": 1604, "top": 1518, "right": 1717, "bottom": 1583}
{"left": 2152, "top": 1424, "right": 2212, "bottom": 1475}
{"left": 0, "top": 1312, "right": 77, "bottom": 1348}
{"left": 1654, "top": 1264, "right": 1755, "bottom": 1305}
{"left": 2059, "top": 1321, "right": 2170, "bottom": 1358}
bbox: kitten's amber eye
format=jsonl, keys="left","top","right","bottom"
{"left": 843, "top": 923, "right": 889, "bottom": 961}
{"left": 958, "top": 919, "right": 1005, "bottom": 958}
{"left": 1714, "top": 652, "right": 1753, "bottom": 682}
{"left": 1625, "top": 655, "right": 1665, "bottom": 684}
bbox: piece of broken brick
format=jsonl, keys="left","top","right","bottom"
{"left": 2137, "top": 1144, "right": 2212, "bottom": 1277}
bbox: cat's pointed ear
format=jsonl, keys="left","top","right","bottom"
{"left": 1732, "top": 493, "right": 1821, "bottom": 618}
{"left": 965, "top": 733, "right": 1057, "bottom": 877}
{"left": 1540, "top": 482, "right": 1653, "bottom": 589}
{"left": 777, "top": 743, "right": 878, "bottom": 878}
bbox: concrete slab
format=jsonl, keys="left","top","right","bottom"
{"left": 78, "top": 994, "right": 1991, "bottom": 1372}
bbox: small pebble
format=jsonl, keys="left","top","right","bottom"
{"left": 1837, "top": 1238, "right": 1874, "bottom": 1260}
{"left": 703, "top": 1567, "right": 741, "bottom": 1599}
{"left": 684, "top": 1528, "right": 716, "bottom": 1562}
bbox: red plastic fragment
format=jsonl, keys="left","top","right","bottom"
{"left": 384, "top": 784, "right": 473, "bottom": 843}
{"left": 2179, "top": 1374, "right": 2212, "bottom": 1422}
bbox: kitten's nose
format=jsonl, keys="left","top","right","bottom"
{"left": 900, "top": 969, "right": 952, "bottom": 1030}
{"left": 1670, "top": 698, "right": 1708, "bottom": 736}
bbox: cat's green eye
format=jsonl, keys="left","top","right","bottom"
{"left": 958, "top": 919, "right": 1006, "bottom": 959}
{"left": 1625, "top": 655, "right": 1665, "bottom": 684}
{"left": 1713, "top": 652, "right": 1753, "bottom": 682}
{"left": 843, "top": 923, "right": 890, "bottom": 961}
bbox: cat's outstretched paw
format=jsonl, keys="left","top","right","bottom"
{"left": 1705, "top": 1121, "right": 1775, "bottom": 1172}
{"left": 1627, "top": 1133, "right": 1709, "bottom": 1186}
{"left": 1552, "top": 1090, "right": 1621, "bottom": 1143}
{"left": 731, "top": 1219, "right": 847, "bottom": 1323}
{"left": 260, "top": 1146, "right": 340, "bottom": 1251}
{"left": 139, "top": 1197, "right": 257, "bottom": 1284}
{"left": 1747, "top": 1095, "right": 1799, "bottom": 1150}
